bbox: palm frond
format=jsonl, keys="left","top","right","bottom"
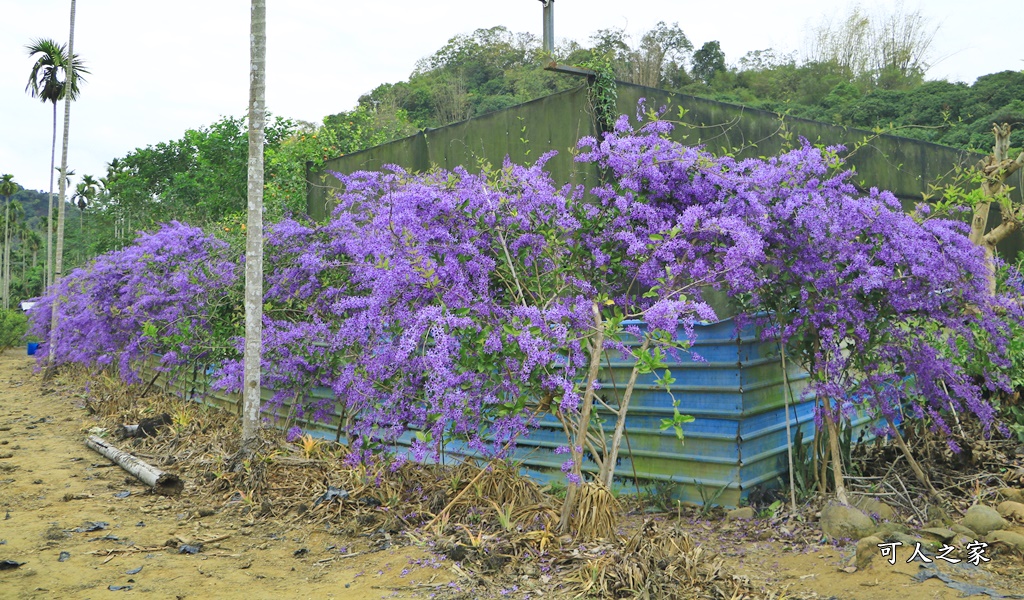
{"left": 25, "top": 37, "right": 89, "bottom": 105}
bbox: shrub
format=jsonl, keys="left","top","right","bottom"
{"left": 0, "top": 309, "right": 29, "bottom": 351}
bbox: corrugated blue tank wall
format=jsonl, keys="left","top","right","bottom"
{"left": 382, "top": 317, "right": 829, "bottom": 507}
{"left": 511, "top": 318, "right": 816, "bottom": 506}
{"left": 144, "top": 317, "right": 875, "bottom": 507}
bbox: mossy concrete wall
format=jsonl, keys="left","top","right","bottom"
{"left": 307, "top": 80, "right": 1020, "bottom": 255}
{"left": 307, "top": 86, "right": 600, "bottom": 221}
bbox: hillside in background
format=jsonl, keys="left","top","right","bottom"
{"left": 343, "top": 22, "right": 1024, "bottom": 153}
{"left": 8, "top": 4, "right": 1022, "bottom": 299}
{"left": 11, "top": 187, "right": 51, "bottom": 225}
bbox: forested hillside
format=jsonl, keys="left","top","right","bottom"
{"left": 347, "top": 15, "right": 1023, "bottom": 152}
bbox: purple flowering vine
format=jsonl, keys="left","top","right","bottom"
{"left": 29, "top": 221, "right": 239, "bottom": 383}
{"left": 30, "top": 110, "right": 1021, "bottom": 504}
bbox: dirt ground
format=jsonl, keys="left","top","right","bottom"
{"left": 0, "top": 350, "right": 448, "bottom": 600}
{"left": 1, "top": 348, "right": 1022, "bottom": 600}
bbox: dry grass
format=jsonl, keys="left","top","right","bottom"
{"left": 566, "top": 520, "right": 763, "bottom": 599}
{"left": 569, "top": 482, "right": 620, "bottom": 541}
{"left": 59, "top": 365, "right": 777, "bottom": 599}
{"left": 462, "top": 459, "right": 544, "bottom": 508}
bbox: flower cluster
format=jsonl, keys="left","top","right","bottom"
{"left": 583, "top": 112, "right": 1019, "bottom": 442}
{"left": 29, "top": 221, "right": 238, "bottom": 383}
{"left": 212, "top": 141, "right": 759, "bottom": 462}
{"left": 31, "top": 111, "right": 1021, "bottom": 466}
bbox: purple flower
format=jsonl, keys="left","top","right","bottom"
{"left": 37, "top": 111, "right": 1019, "bottom": 475}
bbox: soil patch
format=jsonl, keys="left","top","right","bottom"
{"left": 1, "top": 349, "right": 1022, "bottom": 599}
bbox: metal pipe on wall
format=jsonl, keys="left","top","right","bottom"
{"left": 540, "top": 0, "right": 554, "bottom": 54}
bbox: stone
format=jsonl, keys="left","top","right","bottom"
{"left": 950, "top": 524, "right": 978, "bottom": 538}
{"left": 888, "top": 532, "right": 938, "bottom": 552}
{"left": 919, "top": 527, "right": 956, "bottom": 544}
{"left": 726, "top": 507, "right": 755, "bottom": 522}
{"left": 850, "top": 495, "right": 896, "bottom": 521}
{"left": 872, "top": 521, "right": 910, "bottom": 539}
{"left": 986, "top": 529, "right": 1024, "bottom": 552}
{"left": 996, "top": 501, "right": 1024, "bottom": 523}
{"left": 855, "top": 535, "right": 884, "bottom": 570}
{"left": 926, "top": 505, "right": 951, "bottom": 525}
{"left": 996, "top": 488, "right": 1024, "bottom": 503}
{"left": 962, "top": 505, "right": 1007, "bottom": 537}
{"left": 820, "top": 502, "right": 875, "bottom": 541}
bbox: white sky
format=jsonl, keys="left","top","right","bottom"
{"left": 1, "top": 0, "right": 1019, "bottom": 193}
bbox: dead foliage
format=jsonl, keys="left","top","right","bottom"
{"left": 57, "top": 366, "right": 783, "bottom": 599}
{"left": 567, "top": 482, "right": 620, "bottom": 541}
{"left": 564, "top": 519, "right": 762, "bottom": 599}
{"left": 853, "top": 418, "right": 1024, "bottom": 525}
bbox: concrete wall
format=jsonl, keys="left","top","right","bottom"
{"left": 307, "top": 86, "right": 600, "bottom": 222}
{"left": 307, "top": 80, "right": 1019, "bottom": 255}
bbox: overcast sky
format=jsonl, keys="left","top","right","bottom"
{"left": 1, "top": 0, "right": 1019, "bottom": 193}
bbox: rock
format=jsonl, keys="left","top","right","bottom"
{"left": 850, "top": 495, "right": 896, "bottom": 521}
{"left": 856, "top": 535, "right": 884, "bottom": 570}
{"left": 926, "top": 505, "right": 951, "bottom": 525}
{"left": 872, "top": 521, "right": 910, "bottom": 539}
{"left": 996, "top": 501, "right": 1024, "bottom": 523}
{"left": 726, "top": 507, "right": 755, "bottom": 522}
{"left": 950, "top": 524, "right": 978, "bottom": 538}
{"left": 986, "top": 529, "right": 1024, "bottom": 552}
{"left": 962, "top": 505, "right": 1007, "bottom": 536}
{"left": 820, "top": 502, "right": 875, "bottom": 541}
{"left": 953, "top": 534, "right": 975, "bottom": 549}
{"left": 888, "top": 532, "right": 938, "bottom": 552}
{"left": 919, "top": 527, "right": 956, "bottom": 544}
{"left": 996, "top": 488, "right": 1024, "bottom": 503}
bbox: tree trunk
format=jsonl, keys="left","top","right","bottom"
{"left": 559, "top": 303, "right": 604, "bottom": 534}
{"left": 46, "top": 102, "right": 56, "bottom": 291}
{"left": 823, "top": 399, "right": 848, "bottom": 505}
{"left": 47, "top": 0, "right": 76, "bottom": 375}
{"left": 4, "top": 197, "right": 10, "bottom": 310}
{"left": 240, "top": 0, "right": 266, "bottom": 450}
{"left": 780, "top": 345, "right": 799, "bottom": 513}
{"left": 2, "top": 202, "right": 8, "bottom": 310}
{"left": 86, "top": 435, "right": 183, "bottom": 495}
{"left": 968, "top": 124, "right": 1024, "bottom": 295}
{"left": 599, "top": 336, "right": 649, "bottom": 489}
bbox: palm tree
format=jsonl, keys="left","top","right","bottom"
{"left": 104, "top": 159, "right": 125, "bottom": 245}
{"left": 22, "top": 227, "right": 42, "bottom": 298}
{"left": 80, "top": 174, "right": 100, "bottom": 198}
{"left": 72, "top": 181, "right": 88, "bottom": 249}
{"left": 72, "top": 177, "right": 98, "bottom": 264}
{"left": 47, "top": 0, "right": 82, "bottom": 376}
{"left": 26, "top": 38, "right": 88, "bottom": 291}
{"left": 0, "top": 175, "right": 17, "bottom": 201}
{"left": 6, "top": 202, "right": 25, "bottom": 306}
{"left": 57, "top": 167, "right": 75, "bottom": 188}
{"left": 0, "top": 175, "right": 18, "bottom": 309}
{"left": 241, "top": 0, "right": 267, "bottom": 453}
{"left": 74, "top": 174, "right": 99, "bottom": 217}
